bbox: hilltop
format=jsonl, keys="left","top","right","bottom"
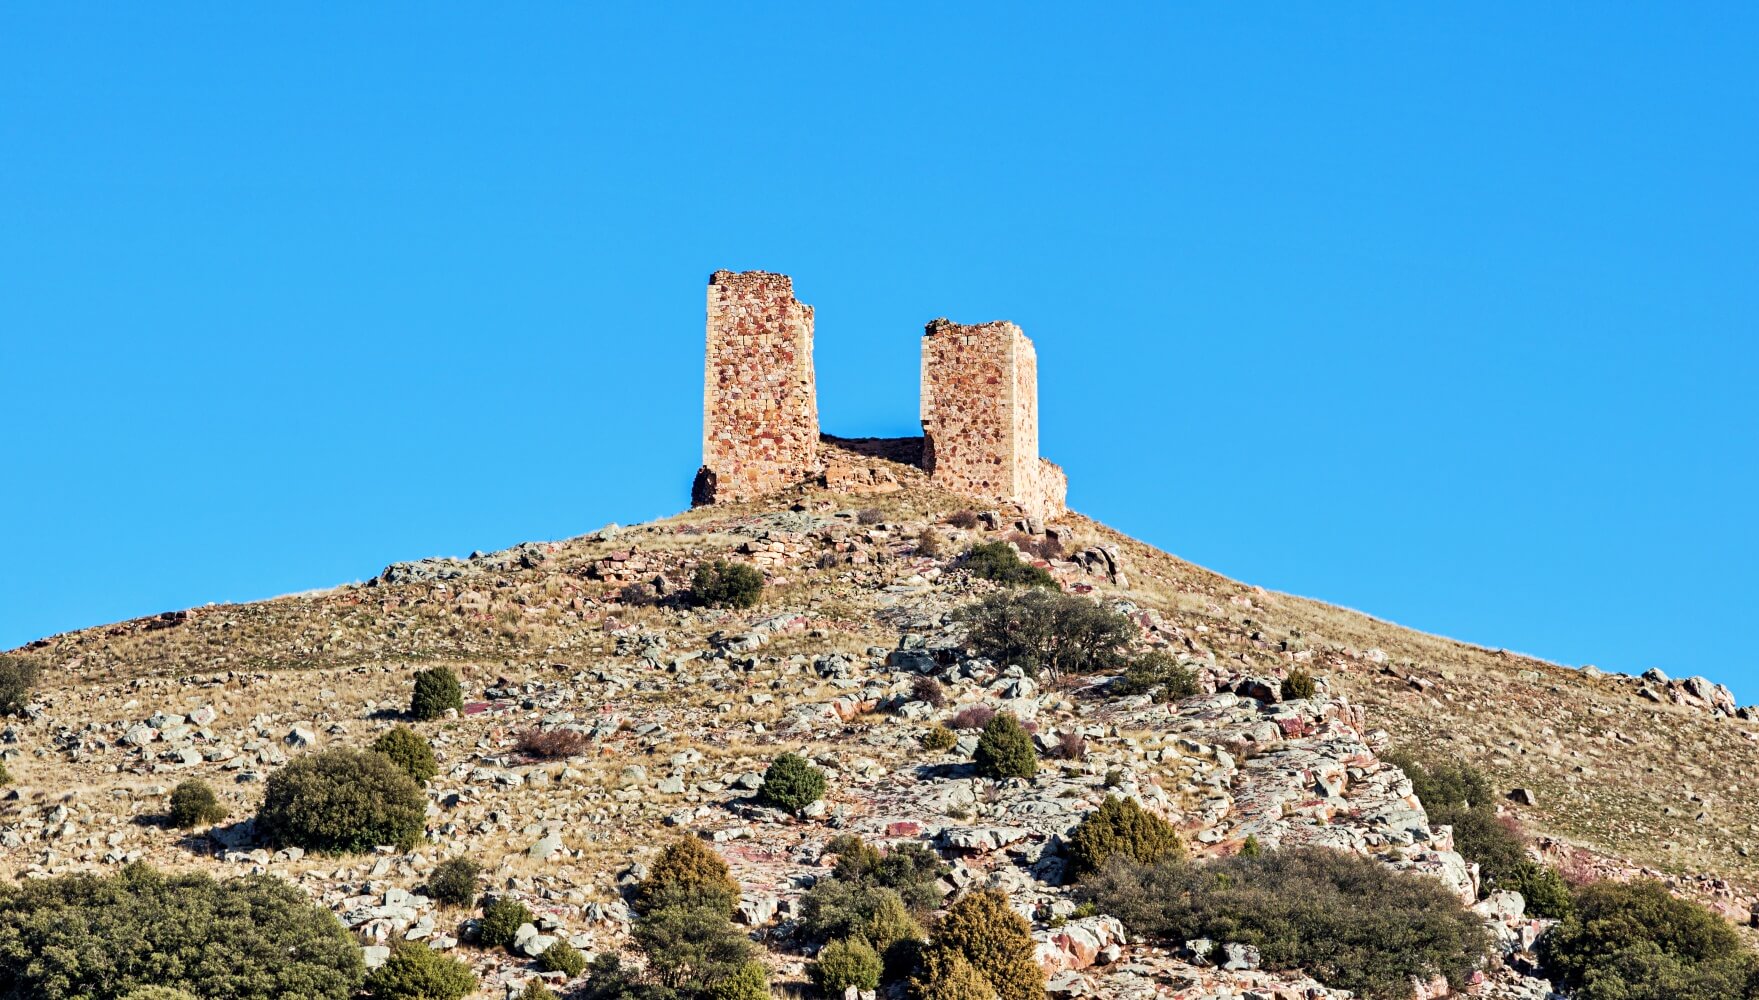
{"left": 4, "top": 440, "right": 1757, "bottom": 998}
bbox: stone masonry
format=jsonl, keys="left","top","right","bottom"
{"left": 920, "top": 318, "right": 1067, "bottom": 519}
{"left": 693, "top": 270, "right": 819, "bottom": 506}
{"left": 694, "top": 271, "right": 1066, "bottom": 519}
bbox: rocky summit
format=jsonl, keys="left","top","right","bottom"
{"left": 5, "top": 437, "right": 1759, "bottom": 1000}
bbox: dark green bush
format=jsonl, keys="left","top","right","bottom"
{"left": 1066, "top": 796, "right": 1183, "bottom": 877}
{"left": 1112, "top": 651, "right": 1200, "bottom": 702}
{"left": 691, "top": 560, "right": 764, "bottom": 609}
{"left": 1080, "top": 847, "right": 1491, "bottom": 1000}
{"left": 364, "top": 941, "right": 478, "bottom": 1000}
{"left": 635, "top": 837, "right": 742, "bottom": 916}
{"left": 0, "top": 863, "right": 363, "bottom": 1000}
{"left": 0, "top": 655, "right": 41, "bottom": 715}
{"left": 956, "top": 589, "right": 1134, "bottom": 680}
{"left": 758, "top": 752, "right": 826, "bottom": 812}
{"left": 1539, "top": 879, "right": 1759, "bottom": 1000}
{"left": 577, "top": 952, "right": 683, "bottom": 1000}
{"left": 426, "top": 856, "right": 482, "bottom": 908}
{"left": 479, "top": 897, "right": 536, "bottom": 949}
{"left": 1384, "top": 750, "right": 1572, "bottom": 918}
{"left": 800, "top": 836, "right": 942, "bottom": 973}
{"left": 921, "top": 725, "right": 958, "bottom": 752}
{"left": 813, "top": 937, "right": 882, "bottom": 993}
{"left": 120, "top": 989, "right": 201, "bottom": 1000}
{"left": 373, "top": 726, "right": 438, "bottom": 784}
{"left": 168, "top": 778, "right": 227, "bottom": 828}
{"left": 919, "top": 888, "right": 1044, "bottom": 1000}
{"left": 958, "top": 542, "right": 1056, "bottom": 588}
{"left": 411, "top": 666, "right": 464, "bottom": 721}
{"left": 1281, "top": 669, "right": 1317, "bottom": 700}
{"left": 257, "top": 748, "right": 426, "bottom": 853}
{"left": 973, "top": 712, "right": 1038, "bottom": 780}
{"left": 633, "top": 904, "right": 759, "bottom": 992}
{"left": 540, "top": 939, "right": 588, "bottom": 977}
{"left": 519, "top": 983, "right": 561, "bottom": 1000}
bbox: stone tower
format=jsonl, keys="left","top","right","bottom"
{"left": 920, "top": 318, "right": 1067, "bottom": 519}
{"left": 692, "top": 270, "right": 820, "bottom": 506}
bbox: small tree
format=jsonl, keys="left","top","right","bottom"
{"left": 973, "top": 712, "right": 1037, "bottom": 780}
{"left": 410, "top": 667, "right": 464, "bottom": 721}
{"left": 1066, "top": 796, "right": 1183, "bottom": 877}
{"left": 757, "top": 752, "right": 826, "bottom": 812}
{"left": 633, "top": 904, "right": 758, "bottom": 992}
{"left": 958, "top": 542, "right": 1055, "bottom": 588}
{"left": 910, "top": 948, "right": 998, "bottom": 1000}
{"left": 692, "top": 560, "right": 764, "bottom": 609}
{"left": 479, "top": 897, "right": 536, "bottom": 949}
{"left": 704, "top": 960, "right": 769, "bottom": 1000}
{"left": 1113, "top": 651, "right": 1200, "bottom": 702}
{"left": 920, "top": 726, "right": 958, "bottom": 752}
{"left": 539, "top": 940, "right": 588, "bottom": 978}
{"left": 363, "top": 941, "right": 477, "bottom": 1000}
{"left": 372, "top": 726, "right": 438, "bottom": 784}
{"left": 956, "top": 589, "right": 1134, "bottom": 679}
{"left": 924, "top": 889, "right": 1044, "bottom": 1000}
{"left": 812, "top": 937, "right": 882, "bottom": 993}
{"left": 636, "top": 837, "right": 742, "bottom": 916}
{"left": 0, "top": 655, "right": 41, "bottom": 715}
{"left": 1281, "top": 669, "right": 1317, "bottom": 701}
{"left": 1540, "top": 879, "right": 1755, "bottom": 999}
{"left": 167, "top": 779, "right": 228, "bottom": 828}
{"left": 121, "top": 990, "right": 201, "bottom": 1000}
{"left": 426, "top": 856, "right": 482, "bottom": 908}
{"left": 258, "top": 748, "right": 425, "bottom": 853}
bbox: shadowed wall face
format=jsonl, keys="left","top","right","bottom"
{"left": 695, "top": 270, "right": 819, "bottom": 505}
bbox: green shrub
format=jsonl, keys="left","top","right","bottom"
{"left": 411, "top": 666, "right": 464, "bottom": 721}
{"left": 0, "top": 655, "right": 41, "bottom": 715}
{"left": 0, "top": 759, "right": 10, "bottom": 785}
{"left": 120, "top": 990, "right": 201, "bottom": 1000}
{"left": 1066, "top": 796, "right": 1183, "bottom": 877}
{"left": 973, "top": 712, "right": 1037, "bottom": 780}
{"left": 1385, "top": 750, "right": 1572, "bottom": 918}
{"left": 923, "top": 888, "right": 1044, "bottom": 1000}
{"left": 479, "top": 897, "right": 536, "bottom": 949}
{"left": 257, "top": 747, "right": 426, "bottom": 853}
{"left": 636, "top": 837, "right": 742, "bottom": 916}
{"left": 909, "top": 948, "right": 997, "bottom": 1000}
{"left": 704, "top": 960, "right": 769, "bottom": 1000}
{"left": 958, "top": 542, "right": 1056, "bottom": 588}
{"left": 167, "top": 778, "right": 227, "bottom": 828}
{"left": 758, "top": 752, "right": 827, "bottom": 812}
{"left": 373, "top": 726, "right": 439, "bottom": 784}
{"left": 634, "top": 904, "right": 759, "bottom": 992}
{"left": 1539, "top": 879, "right": 1758, "bottom": 1000}
{"left": 519, "top": 983, "right": 560, "bottom": 1000}
{"left": 921, "top": 725, "right": 958, "bottom": 752}
{"left": 1113, "top": 651, "right": 1200, "bottom": 702}
{"left": 364, "top": 941, "right": 478, "bottom": 1000}
{"left": 1281, "top": 669, "right": 1317, "bottom": 700}
{"left": 426, "top": 855, "right": 482, "bottom": 907}
{"left": 540, "top": 939, "right": 588, "bottom": 977}
{"left": 692, "top": 560, "right": 764, "bottom": 609}
{"left": 955, "top": 589, "right": 1134, "bottom": 679}
{"left": 1080, "top": 847, "right": 1491, "bottom": 1000}
{"left": 0, "top": 863, "right": 363, "bottom": 1000}
{"left": 813, "top": 937, "right": 882, "bottom": 993}
{"left": 800, "top": 836, "right": 942, "bottom": 953}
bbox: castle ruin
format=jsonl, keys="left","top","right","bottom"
{"left": 693, "top": 270, "right": 1067, "bottom": 519}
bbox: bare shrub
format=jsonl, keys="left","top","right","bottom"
{"left": 911, "top": 676, "right": 948, "bottom": 708}
{"left": 856, "top": 508, "right": 885, "bottom": 526}
{"left": 946, "top": 510, "right": 979, "bottom": 529}
{"left": 1053, "top": 731, "right": 1086, "bottom": 761}
{"left": 516, "top": 727, "right": 588, "bottom": 760}
{"left": 946, "top": 705, "right": 996, "bottom": 731}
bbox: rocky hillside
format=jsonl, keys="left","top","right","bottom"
{"left": 4, "top": 441, "right": 1755, "bottom": 997}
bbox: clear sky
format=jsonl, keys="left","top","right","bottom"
{"left": 3, "top": 6, "right": 1755, "bottom": 698}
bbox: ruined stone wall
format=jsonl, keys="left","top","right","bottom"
{"left": 920, "top": 319, "right": 1066, "bottom": 519}
{"left": 694, "top": 270, "right": 818, "bottom": 505}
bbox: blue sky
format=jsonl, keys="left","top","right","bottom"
{"left": 3, "top": 6, "right": 1755, "bottom": 697}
